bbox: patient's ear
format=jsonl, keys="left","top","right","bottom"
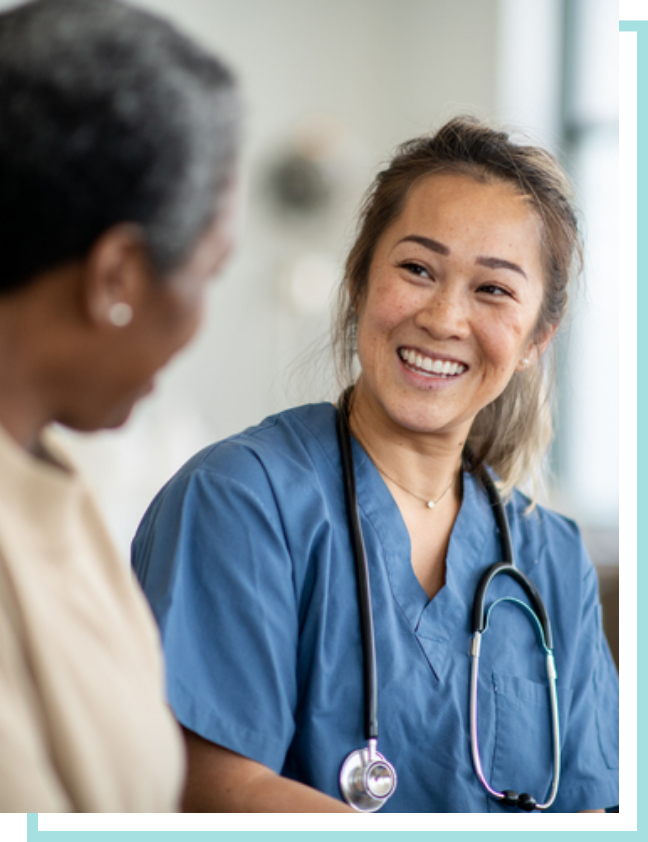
{"left": 81, "top": 224, "right": 151, "bottom": 328}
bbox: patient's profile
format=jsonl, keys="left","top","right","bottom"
{"left": 0, "top": 0, "right": 241, "bottom": 812}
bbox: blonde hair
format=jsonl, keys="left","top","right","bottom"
{"left": 333, "top": 116, "right": 583, "bottom": 496}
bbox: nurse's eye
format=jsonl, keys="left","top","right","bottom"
{"left": 478, "top": 283, "right": 511, "bottom": 297}
{"left": 401, "top": 262, "right": 431, "bottom": 280}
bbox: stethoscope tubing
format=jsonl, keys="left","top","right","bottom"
{"left": 336, "top": 394, "right": 379, "bottom": 741}
{"left": 469, "top": 630, "right": 561, "bottom": 810}
{"left": 469, "top": 466, "right": 560, "bottom": 810}
{"left": 472, "top": 466, "right": 553, "bottom": 648}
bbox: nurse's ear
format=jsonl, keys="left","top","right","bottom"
{"left": 515, "top": 324, "right": 558, "bottom": 372}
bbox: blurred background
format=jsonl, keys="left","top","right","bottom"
{"left": 2, "top": 0, "right": 620, "bottom": 657}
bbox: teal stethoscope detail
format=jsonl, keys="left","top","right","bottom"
{"left": 482, "top": 595, "right": 556, "bottom": 643}
{"left": 335, "top": 389, "right": 561, "bottom": 812}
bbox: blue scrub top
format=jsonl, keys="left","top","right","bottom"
{"left": 132, "top": 403, "right": 619, "bottom": 813}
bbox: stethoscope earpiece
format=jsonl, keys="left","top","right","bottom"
{"left": 339, "top": 740, "right": 397, "bottom": 812}
{"left": 501, "top": 790, "right": 537, "bottom": 811}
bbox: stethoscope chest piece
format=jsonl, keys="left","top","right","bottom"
{"left": 339, "top": 740, "right": 397, "bottom": 812}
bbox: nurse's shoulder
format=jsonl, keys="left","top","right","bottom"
{"left": 503, "top": 485, "right": 592, "bottom": 578}
{"left": 155, "top": 402, "right": 336, "bottom": 499}
{"left": 132, "top": 403, "right": 339, "bottom": 577}
{"left": 502, "top": 487, "right": 599, "bottom": 651}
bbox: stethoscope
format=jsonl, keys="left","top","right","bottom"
{"left": 335, "top": 390, "right": 561, "bottom": 812}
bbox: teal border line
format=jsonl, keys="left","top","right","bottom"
{"left": 21, "top": 812, "right": 628, "bottom": 841}
{"left": 620, "top": 17, "right": 643, "bottom": 840}
{"left": 619, "top": 20, "right": 648, "bottom": 830}
{"left": 22, "top": 20, "right": 635, "bottom": 842}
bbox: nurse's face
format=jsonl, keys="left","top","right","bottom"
{"left": 353, "top": 173, "right": 551, "bottom": 441}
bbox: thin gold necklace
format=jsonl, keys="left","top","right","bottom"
{"left": 374, "top": 459, "right": 456, "bottom": 509}
{"left": 354, "top": 429, "right": 457, "bottom": 509}
{"left": 348, "top": 393, "right": 458, "bottom": 510}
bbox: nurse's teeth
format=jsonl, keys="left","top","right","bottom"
{"left": 399, "top": 348, "right": 465, "bottom": 377}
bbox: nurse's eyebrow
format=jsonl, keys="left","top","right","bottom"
{"left": 399, "top": 235, "right": 528, "bottom": 280}
{"left": 476, "top": 256, "right": 528, "bottom": 280}
{"left": 398, "top": 235, "right": 449, "bottom": 255}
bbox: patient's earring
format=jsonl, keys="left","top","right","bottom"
{"left": 108, "top": 302, "right": 133, "bottom": 327}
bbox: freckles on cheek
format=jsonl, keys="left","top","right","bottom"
{"left": 482, "top": 316, "right": 527, "bottom": 359}
{"left": 370, "top": 279, "right": 410, "bottom": 317}
{"left": 390, "top": 288, "right": 413, "bottom": 315}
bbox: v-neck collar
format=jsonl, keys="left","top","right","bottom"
{"left": 349, "top": 432, "right": 495, "bottom": 681}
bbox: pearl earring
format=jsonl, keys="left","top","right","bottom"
{"left": 521, "top": 358, "right": 530, "bottom": 367}
{"left": 108, "top": 302, "right": 133, "bottom": 327}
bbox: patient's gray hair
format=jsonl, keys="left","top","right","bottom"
{"left": 0, "top": 0, "right": 241, "bottom": 292}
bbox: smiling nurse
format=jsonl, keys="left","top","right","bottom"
{"left": 348, "top": 173, "right": 552, "bottom": 602}
{"left": 133, "top": 117, "right": 619, "bottom": 813}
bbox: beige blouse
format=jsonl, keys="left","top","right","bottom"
{"left": 0, "top": 424, "right": 184, "bottom": 811}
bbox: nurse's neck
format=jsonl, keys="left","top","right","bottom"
{"left": 346, "top": 383, "right": 465, "bottom": 504}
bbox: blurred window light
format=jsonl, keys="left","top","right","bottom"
{"left": 558, "top": 0, "right": 619, "bottom": 531}
{"left": 497, "top": 0, "right": 619, "bottom": 540}
{"left": 496, "top": 0, "right": 564, "bottom": 141}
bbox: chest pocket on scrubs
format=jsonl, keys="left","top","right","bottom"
{"left": 488, "top": 671, "right": 573, "bottom": 812}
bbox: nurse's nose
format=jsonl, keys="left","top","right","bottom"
{"left": 414, "top": 284, "right": 470, "bottom": 341}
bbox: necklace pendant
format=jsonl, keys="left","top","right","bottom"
{"left": 426, "top": 500, "right": 435, "bottom": 509}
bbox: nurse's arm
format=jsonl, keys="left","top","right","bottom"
{"left": 181, "top": 728, "right": 355, "bottom": 812}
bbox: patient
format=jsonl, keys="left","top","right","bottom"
{"left": 0, "top": 0, "right": 240, "bottom": 811}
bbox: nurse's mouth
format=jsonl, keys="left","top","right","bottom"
{"left": 398, "top": 347, "right": 467, "bottom": 378}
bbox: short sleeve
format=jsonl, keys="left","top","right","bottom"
{"left": 132, "top": 448, "right": 300, "bottom": 773}
{"left": 551, "top": 558, "right": 619, "bottom": 812}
